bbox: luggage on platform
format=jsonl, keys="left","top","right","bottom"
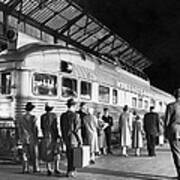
{"left": 73, "top": 145, "right": 90, "bottom": 168}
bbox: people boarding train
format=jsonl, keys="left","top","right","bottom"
{"left": 17, "top": 98, "right": 167, "bottom": 178}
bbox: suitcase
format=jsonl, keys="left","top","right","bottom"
{"left": 73, "top": 145, "right": 90, "bottom": 168}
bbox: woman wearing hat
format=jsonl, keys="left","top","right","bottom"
{"left": 40, "top": 103, "right": 61, "bottom": 176}
{"left": 18, "top": 102, "right": 40, "bottom": 173}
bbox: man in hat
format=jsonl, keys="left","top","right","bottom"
{"left": 18, "top": 102, "right": 40, "bottom": 173}
{"left": 40, "top": 103, "right": 61, "bottom": 176}
{"left": 165, "top": 88, "right": 180, "bottom": 179}
{"left": 60, "top": 98, "right": 82, "bottom": 177}
{"left": 144, "top": 106, "right": 160, "bottom": 156}
{"left": 102, "top": 108, "right": 113, "bottom": 154}
{"left": 77, "top": 102, "right": 88, "bottom": 145}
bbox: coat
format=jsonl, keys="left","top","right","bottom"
{"left": 119, "top": 112, "right": 131, "bottom": 147}
{"left": 132, "top": 119, "right": 143, "bottom": 148}
{"left": 102, "top": 115, "right": 113, "bottom": 134}
{"left": 165, "top": 101, "right": 180, "bottom": 140}
{"left": 143, "top": 112, "right": 160, "bottom": 136}
{"left": 84, "top": 114, "right": 99, "bottom": 153}
{"left": 77, "top": 110, "right": 88, "bottom": 144}
{"left": 60, "top": 110, "right": 82, "bottom": 148}
{"left": 18, "top": 113, "right": 38, "bottom": 145}
{"left": 18, "top": 113, "right": 39, "bottom": 162}
{"left": 40, "top": 112, "right": 59, "bottom": 162}
{"left": 97, "top": 118, "right": 108, "bottom": 149}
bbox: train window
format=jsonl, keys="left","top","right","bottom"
{"left": 144, "top": 100, "right": 149, "bottom": 110}
{"left": 138, "top": 99, "right": 143, "bottom": 108}
{"left": 112, "top": 89, "right": 118, "bottom": 104}
{"left": 33, "top": 73, "right": 57, "bottom": 96}
{"left": 132, "top": 97, "right": 137, "bottom": 108}
{"left": 99, "top": 85, "right": 110, "bottom": 103}
{"left": 62, "top": 77, "right": 77, "bottom": 98}
{"left": 1, "top": 72, "right": 11, "bottom": 94}
{"left": 150, "top": 99, "right": 156, "bottom": 107}
{"left": 80, "top": 81, "right": 92, "bottom": 100}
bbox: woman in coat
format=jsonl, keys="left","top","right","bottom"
{"left": 84, "top": 107, "right": 99, "bottom": 163}
{"left": 119, "top": 105, "right": 131, "bottom": 156}
{"left": 18, "top": 102, "right": 40, "bottom": 173}
{"left": 132, "top": 115, "right": 143, "bottom": 156}
{"left": 40, "top": 104, "right": 61, "bottom": 176}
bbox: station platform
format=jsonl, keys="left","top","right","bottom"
{"left": 0, "top": 143, "right": 177, "bottom": 180}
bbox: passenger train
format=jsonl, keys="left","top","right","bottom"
{"left": 0, "top": 41, "right": 174, "bottom": 155}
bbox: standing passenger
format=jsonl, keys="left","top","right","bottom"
{"left": 77, "top": 102, "right": 88, "bottom": 145}
{"left": 40, "top": 104, "right": 61, "bottom": 176}
{"left": 18, "top": 102, "right": 40, "bottom": 173}
{"left": 119, "top": 105, "right": 131, "bottom": 157}
{"left": 60, "top": 98, "right": 82, "bottom": 177}
{"left": 132, "top": 115, "right": 143, "bottom": 156}
{"left": 165, "top": 88, "right": 180, "bottom": 180}
{"left": 96, "top": 112, "right": 108, "bottom": 155}
{"left": 102, "top": 108, "right": 113, "bottom": 154}
{"left": 144, "top": 106, "right": 160, "bottom": 156}
{"left": 84, "top": 108, "right": 99, "bottom": 163}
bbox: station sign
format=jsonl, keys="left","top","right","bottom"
{"left": 117, "top": 81, "right": 146, "bottom": 95}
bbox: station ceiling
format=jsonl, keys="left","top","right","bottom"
{"left": 0, "top": 0, "right": 151, "bottom": 77}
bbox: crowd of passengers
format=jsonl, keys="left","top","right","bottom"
{"left": 17, "top": 98, "right": 164, "bottom": 177}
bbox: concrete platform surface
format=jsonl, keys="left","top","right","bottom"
{"left": 0, "top": 145, "right": 177, "bottom": 180}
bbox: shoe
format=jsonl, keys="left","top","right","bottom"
{"left": 90, "top": 160, "right": 95, "bottom": 164}
{"left": 66, "top": 171, "right": 76, "bottom": 177}
{"left": 107, "top": 151, "right": 113, "bottom": 155}
{"left": 122, "top": 154, "right": 128, "bottom": 157}
{"left": 54, "top": 169, "right": 63, "bottom": 175}
{"left": 33, "top": 169, "right": 41, "bottom": 173}
{"left": 47, "top": 170, "right": 53, "bottom": 176}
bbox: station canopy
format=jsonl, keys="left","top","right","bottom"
{"left": 0, "top": 0, "right": 151, "bottom": 78}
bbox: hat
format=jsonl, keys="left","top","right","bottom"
{"left": 80, "top": 102, "right": 86, "bottom": 107}
{"left": 25, "top": 102, "right": 35, "bottom": 111}
{"left": 123, "top": 105, "right": 128, "bottom": 111}
{"left": 45, "top": 104, "right": 54, "bottom": 112}
{"left": 174, "top": 88, "right": 180, "bottom": 98}
{"left": 104, "top": 108, "right": 108, "bottom": 111}
{"left": 66, "top": 98, "right": 77, "bottom": 106}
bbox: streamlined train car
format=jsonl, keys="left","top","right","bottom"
{"left": 0, "top": 43, "right": 174, "bottom": 155}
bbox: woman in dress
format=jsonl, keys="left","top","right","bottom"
{"left": 96, "top": 112, "right": 108, "bottom": 155}
{"left": 84, "top": 108, "right": 99, "bottom": 163}
{"left": 132, "top": 115, "right": 143, "bottom": 156}
{"left": 119, "top": 105, "right": 131, "bottom": 157}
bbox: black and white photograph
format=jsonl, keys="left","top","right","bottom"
{"left": 0, "top": 0, "right": 179, "bottom": 179}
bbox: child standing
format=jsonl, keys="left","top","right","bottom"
{"left": 132, "top": 115, "right": 143, "bottom": 156}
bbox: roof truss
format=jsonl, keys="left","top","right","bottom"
{"left": 0, "top": 0, "right": 151, "bottom": 79}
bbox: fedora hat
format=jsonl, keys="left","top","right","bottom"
{"left": 25, "top": 102, "right": 35, "bottom": 111}
{"left": 45, "top": 104, "right": 54, "bottom": 112}
{"left": 66, "top": 98, "right": 77, "bottom": 106}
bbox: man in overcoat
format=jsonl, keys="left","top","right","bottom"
{"left": 102, "top": 108, "right": 113, "bottom": 154}
{"left": 60, "top": 98, "right": 82, "bottom": 177}
{"left": 165, "top": 88, "right": 180, "bottom": 180}
{"left": 77, "top": 102, "right": 88, "bottom": 145}
{"left": 143, "top": 106, "right": 160, "bottom": 156}
{"left": 18, "top": 102, "right": 40, "bottom": 173}
{"left": 40, "top": 104, "right": 61, "bottom": 176}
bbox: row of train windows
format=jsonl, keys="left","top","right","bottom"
{"left": 132, "top": 97, "right": 149, "bottom": 109}
{"left": 0, "top": 72, "right": 150, "bottom": 109}
{"left": 33, "top": 73, "right": 118, "bottom": 104}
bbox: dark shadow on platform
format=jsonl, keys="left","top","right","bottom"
{"left": 79, "top": 167, "right": 173, "bottom": 180}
